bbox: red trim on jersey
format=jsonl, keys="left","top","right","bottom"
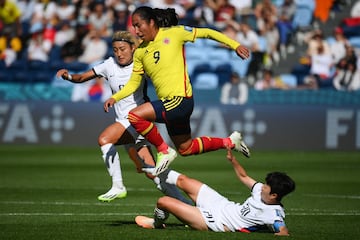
{"left": 192, "top": 28, "right": 197, "bottom": 42}
{"left": 182, "top": 46, "right": 189, "bottom": 97}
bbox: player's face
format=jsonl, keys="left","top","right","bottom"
{"left": 261, "top": 184, "right": 276, "bottom": 204}
{"left": 132, "top": 13, "right": 156, "bottom": 42}
{"left": 112, "top": 41, "right": 134, "bottom": 66}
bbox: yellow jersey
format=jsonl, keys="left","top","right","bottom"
{"left": 112, "top": 26, "right": 241, "bottom": 101}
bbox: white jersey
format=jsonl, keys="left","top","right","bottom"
{"left": 93, "top": 57, "right": 147, "bottom": 123}
{"left": 197, "top": 182, "right": 285, "bottom": 232}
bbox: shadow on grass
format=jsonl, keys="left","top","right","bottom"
{"left": 106, "top": 220, "right": 187, "bottom": 229}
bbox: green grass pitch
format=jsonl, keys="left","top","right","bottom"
{"left": 1, "top": 146, "right": 359, "bottom": 240}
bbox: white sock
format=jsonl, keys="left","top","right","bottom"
{"left": 165, "top": 170, "right": 180, "bottom": 185}
{"left": 101, "top": 143, "right": 124, "bottom": 188}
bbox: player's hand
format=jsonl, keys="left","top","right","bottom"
{"left": 235, "top": 46, "right": 250, "bottom": 60}
{"left": 104, "top": 98, "right": 116, "bottom": 112}
{"left": 226, "top": 146, "right": 236, "bottom": 163}
{"left": 56, "top": 69, "right": 70, "bottom": 80}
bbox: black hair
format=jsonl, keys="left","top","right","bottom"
{"left": 265, "top": 172, "right": 295, "bottom": 202}
{"left": 132, "top": 6, "right": 179, "bottom": 28}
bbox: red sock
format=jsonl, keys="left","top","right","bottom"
{"left": 128, "top": 112, "right": 168, "bottom": 152}
{"left": 179, "top": 136, "right": 225, "bottom": 156}
{"left": 223, "top": 137, "right": 234, "bottom": 148}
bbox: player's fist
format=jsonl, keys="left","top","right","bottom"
{"left": 56, "top": 69, "right": 70, "bottom": 80}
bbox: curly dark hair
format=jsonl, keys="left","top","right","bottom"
{"left": 132, "top": 6, "right": 179, "bottom": 28}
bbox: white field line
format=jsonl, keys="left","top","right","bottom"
{"left": 303, "top": 193, "right": 360, "bottom": 199}
{"left": 0, "top": 200, "right": 154, "bottom": 207}
{"left": 1, "top": 212, "right": 359, "bottom": 216}
{"left": 1, "top": 201, "right": 360, "bottom": 216}
{"left": 0, "top": 212, "right": 147, "bottom": 216}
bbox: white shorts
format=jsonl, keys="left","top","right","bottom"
{"left": 196, "top": 184, "right": 229, "bottom": 232}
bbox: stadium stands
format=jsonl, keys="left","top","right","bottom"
{"left": 0, "top": 0, "right": 358, "bottom": 101}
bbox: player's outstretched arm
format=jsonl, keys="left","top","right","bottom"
{"left": 56, "top": 69, "right": 96, "bottom": 83}
{"left": 226, "top": 147, "right": 256, "bottom": 189}
{"left": 195, "top": 28, "right": 250, "bottom": 60}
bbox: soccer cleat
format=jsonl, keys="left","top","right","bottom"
{"left": 229, "top": 131, "right": 250, "bottom": 158}
{"left": 152, "top": 147, "right": 177, "bottom": 176}
{"left": 135, "top": 215, "right": 165, "bottom": 229}
{"left": 97, "top": 187, "right": 127, "bottom": 202}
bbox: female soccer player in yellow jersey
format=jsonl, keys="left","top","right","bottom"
{"left": 104, "top": 7, "right": 251, "bottom": 176}
{"left": 57, "top": 31, "right": 191, "bottom": 205}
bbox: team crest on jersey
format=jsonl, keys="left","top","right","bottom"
{"left": 163, "top": 38, "right": 170, "bottom": 44}
{"left": 184, "top": 26, "right": 193, "bottom": 32}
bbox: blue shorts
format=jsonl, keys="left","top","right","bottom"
{"left": 151, "top": 96, "right": 194, "bottom": 136}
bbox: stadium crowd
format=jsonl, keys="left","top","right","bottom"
{"left": 1, "top": 0, "right": 360, "bottom": 94}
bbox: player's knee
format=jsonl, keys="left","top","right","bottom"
{"left": 127, "top": 111, "right": 139, "bottom": 125}
{"left": 178, "top": 148, "right": 191, "bottom": 156}
{"left": 128, "top": 112, "right": 153, "bottom": 135}
{"left": 98, "top": 135, "right": 109, "bottom": 146}
{"left": 178, "top": 139, "right": 199, "bottom": 156}
{"left": 176, "top": 174, "right": 188, "bottom": 187}
{"left": 157, "top": 196, "right": 171, "bottom": 208}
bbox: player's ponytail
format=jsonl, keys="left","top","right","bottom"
{"left": 132, "top": 6, "right": 178, "bottom": 28}
{"left": 153, "top": 8, "right": 178, "bottom": 27}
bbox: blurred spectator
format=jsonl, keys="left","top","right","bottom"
{"left": 254, "top": 0, "right": 277, "bottom": 28}
{"left": 88, "top": 1, "right": 113, "bottom": 38}
{"left": 193, "top": 0, "right": 215, "bottom": 28}
{"left": 43, "top": 22, "right": 57, "bottom": 45}
{"left": 220, "top": 72, "right": 248, "bottom": 105}
{"left": 60, "top": 24, "right": 87, "bottom": 62}
{"left": 32, "top": 0, "right": 57, "bottom": 25}
{"left": 235, "top": 21, "right": 263, "bottom": 84}
{"left": 16, "top": 0, "right": 36, "bottom": 36}
{"left": 307, "top": 42, "right": 334, "bottom": 88}
{"left": 276, "top": 0, "right": 296, "bottom": 59}
{"left": 0, "top": 0, "right": 23, "bottom": 37}
{"left": 0, "top": 40, "right": 17, "bottom": 66}
{"left": 257, "top": 7, "right": 280, "bottom": 66}
{"left": 112, "top": 2, "right": 131, "bottom": 32}
{"left": 54, "top": 20, "right": 76, "bottom": 47}
{"left": 306, "top": 29, "right": 331, "bottom": 57}
{"left": 0, "top": 26, "right": 22, "bottom": 66}
{"left": 176, "top": 0, "right": 197, "bottom": 25}
{"left": 329, "top": 27, "right": 350, "bottom": 64}
{"left": 206, "top": 0, "right": 236, "bottom": 30}
{"left": 56, "top": 0, "right": 76, "bottom": 21}
{"left": 27, "top": 22, "right": 52, "bottom": 62}
{"left": 75, "top": 0, "right": 92, "bottom": 25}
{"left": 78, "top": 29, "right": 107, "bottom": 65}
{"left": 254, "top": 69, "right": 290, "bottom": 90}
{"left": 333, "top": 45, "right": 360, "bottom": 91}
{"left": 351, "top": 0, "right": 360, "bottom": 17}
{"left": 229, "top": 0, "right": 252, "bottom": 20}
